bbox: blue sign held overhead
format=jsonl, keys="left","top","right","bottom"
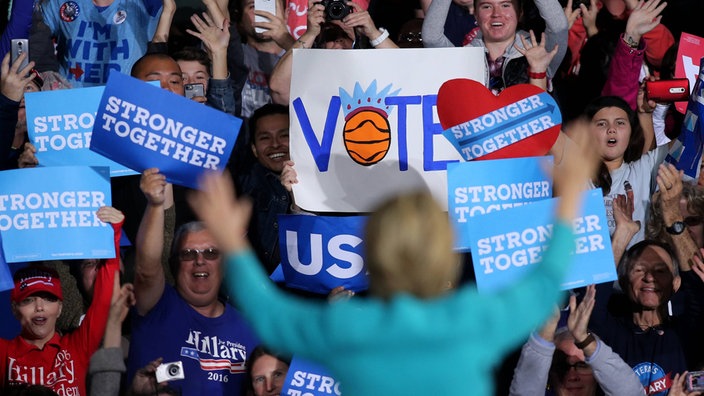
{"left": 90, "top": 72, "right": 242, "bottom": 189}
{"left": 466, "top": 189, "right": 615, "bottom": 293}
{"left": 0, "top": 166, "right": 114, "bottom": 263}
{"left": 25, "top": 86, "right": 138, "bottom": 177}
{"left": 447, "top": 156, "right": 552, "bottom": 251}
{"left": 279, "top": 214, "right": 368, "bottom": 295}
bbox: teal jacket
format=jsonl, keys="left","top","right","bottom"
{"left": 224, "top": 221, "right": 574, "bottom": 395}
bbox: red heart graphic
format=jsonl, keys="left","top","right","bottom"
{"left": 436, "top": 79, "right": 561, "bottom": 160}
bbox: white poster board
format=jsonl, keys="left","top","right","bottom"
{"left": 289, "top": 48, "right": 486, "bottom": 212}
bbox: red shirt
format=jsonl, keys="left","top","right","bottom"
{"left": 0, "top": 221, "right": 122, "bottom": 396}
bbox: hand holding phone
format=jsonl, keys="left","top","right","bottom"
{"left": 10, "top": 39, "right": 30, "bottom": 71}
{"left": 572, "top": 0, "right": 589, "bottom": 10}
{"left": 254, "top": 0, "right": 277, "bottom": 34}
{"left": 686, "top": 371, "right": 704, "bottom": 392}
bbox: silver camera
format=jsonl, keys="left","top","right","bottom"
{"left": 155, "top": 361, "right": 185, "bottom": 383}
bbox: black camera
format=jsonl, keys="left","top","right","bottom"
{"left": 315, "top": 0, "right": 350, "bottom": 21}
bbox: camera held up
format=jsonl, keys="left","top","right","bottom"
{"left": 315, "top": 0, "right": 351, "bottom": 21}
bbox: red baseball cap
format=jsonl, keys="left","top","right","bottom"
{"left": 11, "top": 267, "right": 63, "bottom": 303}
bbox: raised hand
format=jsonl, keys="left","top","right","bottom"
{"left": 0, "top": 52, "right": 36, "bottom": 102}
{"left": 18, "top": 142, "right": 38, "bottom": 168}
{"left": 96, "top": 206, "right": 125, "bottom": 224}
{"left": 567, "top": 284, "right": 596, "bottom": 343}
{"left": 515, "top": 30, "right": 559, "bottom": 75}
{"left": 188, "top": 171, "right": 252, "bottom": 253}
{"left": 625, "top": 0, "right": 667, "bottom": 44}
{"left": 255, "top": 0, "right": 295, "bottom": 48}
{"left": 140, "top": 168, "right": 168, "bottom": 207}
{"left": 669, "top": 372, "right": 703, "bottom": 396}
{"left": 187, "top": 12, "right": 230, "bottom": 56}
{"left": 280, "top": 160, "right": 298, "bottom": 192}
{"left": 580, "top": 0, "right": 599, "bottom": 37}
{"left": 564, "top": 0, "right": 581, "bottom": 30}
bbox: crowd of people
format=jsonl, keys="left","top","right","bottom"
{"left": 1, "top": 0, "right": 704, "bottom": 394}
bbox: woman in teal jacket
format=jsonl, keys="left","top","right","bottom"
{"left": 188, "top": 125, "right": 598, "bottom": 396}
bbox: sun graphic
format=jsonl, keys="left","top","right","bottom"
{"left": 339, "top": 80, "right": 400, "bottom": 166}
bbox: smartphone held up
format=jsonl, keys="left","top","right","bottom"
{"left": 254, "top": 0, "right": 277, "bottom": 34}
{"left": 11, "top": 39, "right": 30, "bottom": 71}
{"left": 645, "top": 79, "right": 690, "bottom": 103}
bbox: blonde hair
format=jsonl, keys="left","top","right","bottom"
{"left": 365, "top": 191, "right": 460, "bottom": 300}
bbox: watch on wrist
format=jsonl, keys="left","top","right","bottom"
{"left": 666, "top": 221, "right": 686, "bottom": 235}
{"left": 575, "top": 332, "right": 595, "bottom": 349}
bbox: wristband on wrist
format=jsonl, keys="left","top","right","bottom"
{"left": 575, "top": 332, "right": 596, "bottom": 349}
{"left": 528, "top": 70, "right": 547, "bottom": 79}
{"left": 370, "top": 28, "right": 389, "bottom": 47}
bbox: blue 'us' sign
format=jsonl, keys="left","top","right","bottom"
{"left": 278, "top": 214, "right": 368, "bottom": 294}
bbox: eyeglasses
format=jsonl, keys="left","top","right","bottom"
{"left": 684, "top": 216, "right": 703, "bottom": 227}
{"left": 178, "top": 248, "right": 220, "bottom": 262}
{"left": 555, "top": 361, "right": 592, "bottom": 375}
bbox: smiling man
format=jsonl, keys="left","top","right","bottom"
{"left": 589, "top": 240, "right": 704, "bottom": 394}
{"left": 235, "top": 103, "right": 291, "bottom": 274}
{"left": 128, "top": 169, "right": 259, "bottom": 395}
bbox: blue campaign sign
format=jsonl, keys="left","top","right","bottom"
{"left": 0, "top": 166, "right": 114, "bottom": 262}
{"left": 467, "top": 189, "right": 616, "bottom": 293}
{"left": 447, "top": 156, "right": 552, "bottom": 251}
{"left": 0, "top": 235, "right": 13, "bottom": 292}
{"left": 90, "top": 72, "right": 242, "bottom": 189}
{"left": 25, "top": 86, "right": 137, "bottom": 177}
{"left": 666, "top": 59, "right": 704, "bottom": 178}
{"left": 442, "top": 91, "right": 561, "bottom": 160}
{"left": 281, "top": 356, "right": 342, "bottom": 396}
{"left": 278, "top": 214, "right": 368, "bottom": 294}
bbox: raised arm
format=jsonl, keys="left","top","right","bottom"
{"left": 421, "top": 0, "right": 454, "bottom": 48}
{"left": 534, "top": 0, "right": 568, "bottom": 78}
{"left": 508, "top": 309, "right": 559, "bottom": 396}
{"left": 611, "top": 193, "right": 641, "bottom": 266}
{"left": 150, "top": 0, "right": 176, "bottom": 47}
{"left": 654, "top": 164, "right": 698, "bottom": 272}
{"left": 134, "top": 168, "right": 172, "bottom": 315}
{"left": 601, "top": 0, "right": 666, "bottom": 109}
{"left": 269, "top": 0, "right": 325, "bottom": 105}
{"left": 342, "top": 1, "right": 398, "bottom": 48}
{"left": 69, "top": 207, "right": 124, "bottom": 355}
{"left": 0, "top": 52, "right": 35, "bottom": 168}
{"left": 89, "top": 280, "right": 135, "bottom": 396}
{"left": 254, "top": 0, "right": 296, "bottom": 51}
{"left": 514, "top": 31, "right": 559, "bottom": 91}
{"left": 188, "top": 12, "right": 238, "bottom": 113}
{"left": 568, "top": 284, "right": 645, "bottom": 394}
